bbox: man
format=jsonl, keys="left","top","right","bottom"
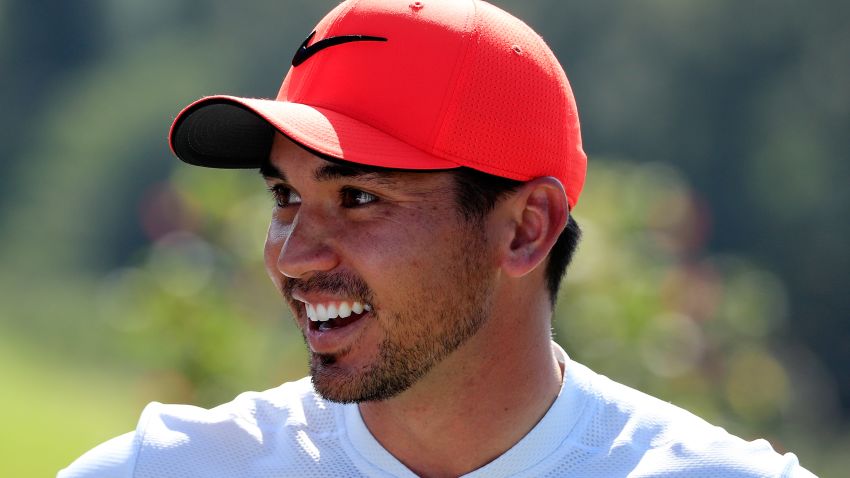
{"left": 60, "top": 0, "right": 815, "bottom": 476}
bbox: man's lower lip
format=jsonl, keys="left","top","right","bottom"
{"left": 306, "top": 312, "right": 370, "bottom": 354}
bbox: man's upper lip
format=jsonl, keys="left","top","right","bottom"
{"left": 291, "top": 291, "right": 362, "bottom": 305}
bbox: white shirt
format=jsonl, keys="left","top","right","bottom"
{"left": 59, "top": 344, "right": 815, "bottom": 477}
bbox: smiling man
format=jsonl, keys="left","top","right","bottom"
{"left": 60, "top": 0, "right": 815, "bottom": 477}
{"left": 264, "top": 135, "right": 515, "bottom": 408}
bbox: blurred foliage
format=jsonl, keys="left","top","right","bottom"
{"left": 560, "top": 160, "right": 844, "bottom": 471}
{"left": 0, "top": 0, "right": 847, "bottom": 476}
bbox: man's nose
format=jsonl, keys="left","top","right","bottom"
{"left": 275, "top": 212, "right": 340, "bottom": 279}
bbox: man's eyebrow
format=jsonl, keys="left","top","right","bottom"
{"left": 259, "top": 160, "right": 402, "bottom": 187}
{"left": 313, "top": 163, "right": 400, "bottom": 186}
{"left": 259, "top": 161, "right": 286, "bottom": 181}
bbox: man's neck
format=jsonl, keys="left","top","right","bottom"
{"left": 357, "top": 302, "right": 563, "bottom": 478}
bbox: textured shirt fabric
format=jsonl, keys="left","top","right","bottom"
{"left": 59, "top": 344, "right": 815, "bottom": 478}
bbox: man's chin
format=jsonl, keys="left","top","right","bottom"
{"left": 309, "top": 359, "right": 416, "bottom": 404}
{"left": 309, "top": 355, "right": 364, "bottom": 403}
{"left": 310, "top": 368, "right": 368, "bottom": 404}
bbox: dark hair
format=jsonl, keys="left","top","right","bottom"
{"left": 452, "top": 167, "right": 581, "bottom": 306}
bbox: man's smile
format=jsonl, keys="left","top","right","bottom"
{"left": 298, "top": 297, "right": 372, "bottom": 331}
{"left": 303, "top": 299, "right": 372, "bottom": 322}
{"left": 290, "top": 292, "right": 375, "bottom": 354}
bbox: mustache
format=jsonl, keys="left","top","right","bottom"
{"left": 282, "top": 272, "right": 373, "bottom": 303}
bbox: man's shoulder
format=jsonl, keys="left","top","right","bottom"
{"left": 135, "top": 376, "right": 341, "bottom": 471}
{"left": 148, "top": 375, "right": 334, "bottom": 436}
{"left": 59, "top": 377, "right": 352, "bottom": 478}
{"left": 582, "top": 365, "right": 717, "bottom": 444}
{"left": 565, "top": 362, "right": 815, "bottom": 477}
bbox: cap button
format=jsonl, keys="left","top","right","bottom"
{"left": 410, "top": 1, "right": 424, "bottom": 11}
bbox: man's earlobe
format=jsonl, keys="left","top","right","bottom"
{"left": 502, "top": 177, "right": 569, "bottom": 278}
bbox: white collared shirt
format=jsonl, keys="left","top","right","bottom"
{"left": 59, "top": 343, "right": 815, "bottom": 477}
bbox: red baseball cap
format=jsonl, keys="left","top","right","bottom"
{"left": 169, "top": 0, "right": 587, "bottom": 208}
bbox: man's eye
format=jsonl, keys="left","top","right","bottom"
{"left": 340, "top": 188, "right": 377, "bottom": 208}
{"left": 268, "top": 185, "right": 301, "bottom": 208}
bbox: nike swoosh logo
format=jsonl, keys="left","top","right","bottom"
{"left": 292, "top": 31, "right": 388, "bottom": 67}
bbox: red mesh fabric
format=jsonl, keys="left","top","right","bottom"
{"left": 435, "top": 1, "right": 586, "bottom": 207}
{"left": 171, "top": 0, "right": 587, "bottom": 207}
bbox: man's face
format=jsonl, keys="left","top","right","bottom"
{"left": 263, "top": 135, "right": 498, "bottom": 403}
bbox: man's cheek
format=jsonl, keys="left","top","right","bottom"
{"left": 264, "top": 220, "right": 291, "bottom": 264}
{"left": 263, "top": 238, "right": 283, "bottom": 285}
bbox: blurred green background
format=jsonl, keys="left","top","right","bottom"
{"left": 1, "top": 0, "right": 848, "bottom": 476}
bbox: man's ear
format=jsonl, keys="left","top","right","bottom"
{"left": 501, "top": 177, "right": 569, "bottom": 278}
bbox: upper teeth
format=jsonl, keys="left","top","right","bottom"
{"left": 305, "top": 300, "right": 371, "bottom": 322}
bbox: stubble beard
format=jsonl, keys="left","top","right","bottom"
{"left": 306, "top": 226, "right": 495, "bottom": 403}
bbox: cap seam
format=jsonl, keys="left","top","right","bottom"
{"left": 428, "top": 0, "right": 479, "bottom": 153}
{"left": 540, "top": 32, "right": 574, "bottom": 202}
